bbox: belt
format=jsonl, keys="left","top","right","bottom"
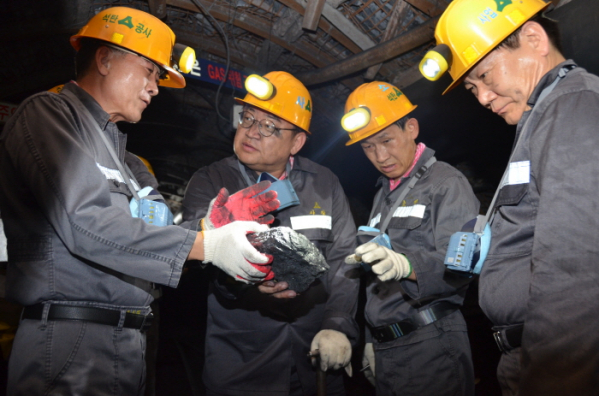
{"left": 22, "top": 304, "right": 153, "bottom": 332}
{"left": 493, "top": 324, "right": 523, "bottom": 353}
{"left": 371, "top": 302, "right": 459, "bottom": 343}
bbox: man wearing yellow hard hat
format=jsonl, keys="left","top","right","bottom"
{"left": 0, "top": 7, "right": 279, "bottom": 395}
{"left": 181, "top": 71, "right": 359, "bottom": 395}
{"left": 341, "top": 82, "right": 479, "bottom": 395}
{"left": 420, "top": 0, "right": 599, "bottom": 394}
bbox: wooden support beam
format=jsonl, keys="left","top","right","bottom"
{"left": 404, "top": 0, "right": 446, "bottom": 17}
{"left": 278, "top": 0, "right": 362, "bottom": 53}
{"left": 296, "top": 17, "right": 437, "bottom": 86}
{"left": 148, "top": 0, "right": 168, "bottom": 19}
{"left": 169, "top": 0, "right": 364, "bottom": 88}
{"left": 167, "top": 0, "right": 339, "bottom": 68}
{"left": 302, "top": 0, "right": 327, "bottom": 32}
{"left": 364, "top": 0, "right": 411, "bottom": 80}
{"left": 314, "top": 0, "right": 376, "bottom": 50}
{"left": 390, "top": 63, "right": 424, "bottom": 90}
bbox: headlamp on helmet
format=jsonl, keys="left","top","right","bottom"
{"left": 245, "top": 74, "right": 276, "bottom": 101}
{"left": 341, "top": 107, "right": 371, "bottom": 133}
{"left": 420, "top": 44, "right": 452, "bottom": 81}
{"left": 235, "top": 71, "right": 312, "bottom": 133}
{"left": 418, "top": 0, "right": 551, "bottom": 94}
{"left": 173, "top": 44, "right": 196, "bottom": 74}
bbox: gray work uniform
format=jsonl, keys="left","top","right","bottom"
{"left": 0, "top": 83, "right": 196, "bottom": 395}
{"left": 182, "top": 155, "right": 359, "bottom": 396}
{"left": 361, "top": 148, "right": 478, "bottom": 396}
{"left": 479, "top": 60, "right": 599, "bottom": 396}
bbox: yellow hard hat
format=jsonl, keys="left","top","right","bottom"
{"left": 48, "top": 84, "right": 64, "bottom": 94}
{"left": 235, "top": 71, "right": 312, "bottom": 133}
{"left": 342, "top": 82, "right": 417, "bottom": 146}
{"left": 71, "top": 6, "right": 193, "bottom": 89}
{"left": 420, "top": 0, "right": 550, "bottom": 94}
{"left": 135, "top": 155, "right": 155, "bottom": 176}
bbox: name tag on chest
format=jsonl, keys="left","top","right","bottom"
{"left": 505, "top": 161, "right": 530, "bottom": 186}
{"left": 368, "top": 204, "right": 426, "bottom": 228}
{"left": 290, "top": 215, "right": 332, "bottom": 230}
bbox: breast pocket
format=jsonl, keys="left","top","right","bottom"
{"left": 294, "top": 228, "right": 334, "bottom": 254}
{"left": 387, "top": 216, "right": 423, "bottom": 230}
{"left": 107, "top": 179, "right": 132, "bottom": 196}
{"left": 490, "top": 182, "right": 533, "bottom": 255}
{"left": 107, "top": 179, "right": 134, "bottom": 207}
{"left": 385, "top": 203, "right": 428, "bottom": 247}
{"left": 387, "top": 202, "right": 427, "bottom": 230}
{"left": 496, "top": 183, "right": 527, "bottom": 207}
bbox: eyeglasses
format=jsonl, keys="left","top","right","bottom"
{"left": 105, "top": 44, "right": 166, "bottom": 80}
{"left": 238, "top": 111, "right": 298, "bottom": 137}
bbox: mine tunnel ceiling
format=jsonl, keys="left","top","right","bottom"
{"left": 1, "top": 0, "right": 569, "bottom": 102}
{"left": 0, "top": 0, "right": 575, "bottom": 120}
{"left": 0, "top": 0, "right": 592, "bottom": 212}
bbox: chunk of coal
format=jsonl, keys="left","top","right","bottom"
{"left": 247, "top": 226, "right": 329, "bottom": 292}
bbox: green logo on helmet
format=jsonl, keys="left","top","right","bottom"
{"left": 494, "top": 0, "right": 512, "bottom": 12}
{"left": 387, "top": 88, "right": 403, "bottom": 102}
{"left": 296, "top": 96, "right": 312, "bottom": 112}
{"left": 118, "top": 16, "right": 134, "bottom": 29}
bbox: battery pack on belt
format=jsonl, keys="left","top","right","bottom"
{"left": 22, "top": 304, "right": 153, "bottom": 331}
{"left": 370, "top": 302, "right": 459, "bottom": 343}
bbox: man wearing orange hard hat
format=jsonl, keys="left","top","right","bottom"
{"left": 420, "top": 0, "right": 599, "bottom": 394}
{"left": 341, "top": 82, "right": 479, "bottom": 395}
{"left": 0, "top": 7, "right": 279, "bottom": 395}
{"left": 181, "top": 71, "right": 359, "bottom": 395}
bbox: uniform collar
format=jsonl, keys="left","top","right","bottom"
{"left": 63, "top": 82, "right": 112, "bottom": 131}
{"left": 527, "top": 59, "right": 577, "bottom": 108}
{"left": 228, "top": 154, "right": 317, "bottom": 183}
{"left": 376, "top": 146, "right": 436, "bottom": 191}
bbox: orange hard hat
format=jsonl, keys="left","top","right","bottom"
{"left": 420, "top": 0, "right": 550, "bottom": 94}
{"left": 71, "top": 6, "right": 192, "bottom": 88}
{"left": 236, "top": 72, "right": 312, "bottom": 133}
{"left": 342, "top": 82, "right": 417, "bottom": 145}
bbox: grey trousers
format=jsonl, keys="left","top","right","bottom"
{"left": 205, "top": 366, "right": 346, "bottom": 396}
{"left": 8, "top": 318, "right": 147, "bottom": 396}
{"left": 496, "top": 347, "right": 521, "bottom": 396}
{"left": 373, "top": 310, "right": 475, "bottom": 396}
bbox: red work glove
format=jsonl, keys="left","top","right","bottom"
{"left": 250, "top": 253, "right": 275, "bottom": 282}
{"left": 202, "top": 180, "right": 280, "bottom": 230}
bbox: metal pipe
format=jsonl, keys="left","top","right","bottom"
{"left": 297, "top": 16, "right": 438, "bottom": 86}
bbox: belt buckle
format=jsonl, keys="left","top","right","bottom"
{"left": 373, "top": 327, "right": 394, "bottom": 343}
{"left": 372, "top": 328, "right": 385, "bottom": 343}
{"left": 493, "top": 330, "right": 506, "bottom": 353}
{"left": 140, "top": 313, "right": 154, "bottom": 332}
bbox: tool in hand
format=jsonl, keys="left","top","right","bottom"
{"left": 308, "top": 349, "right": 327, "bottom": 396}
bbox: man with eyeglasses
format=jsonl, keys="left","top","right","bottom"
{"left": 181, "top": 71, "right": 359, "bottom": 395}
{"left": 0, "top": 7, "right": 276, "bottom": 395}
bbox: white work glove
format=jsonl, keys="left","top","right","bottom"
{"left": 362, "top": 342, "right": 376, "bottom": 386}
{"left": 310, "top": 329, "right": 352, "bottom": 375}
{"left": 346, "top": 242, "right": 412, "bottom": 282}
{"left": 202, "top": 221, "right": 272, "bottom": 284}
